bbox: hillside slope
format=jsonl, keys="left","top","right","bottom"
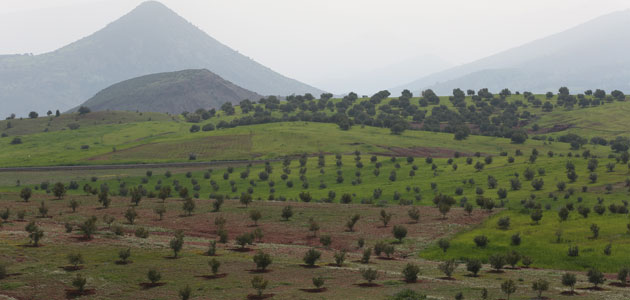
{"left": 77, "top": 69, "right": 262, "bottom": 114}
{"left": 0, "top": 1, "right": 322, "bottom": 116}
{"left": 394, "top": 9, "right": 630, "bottom": 94}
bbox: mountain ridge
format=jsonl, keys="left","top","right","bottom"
{"left": 393, "top": 9, "right": 630, "bottom": 94}
{"left": 0, "top": 1, "right": 322, "bottom": 116}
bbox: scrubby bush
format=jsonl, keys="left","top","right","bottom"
{"left": 402, "top": 263, "right": 420, "bottom": 282}
{"left": 303, "top": 248, "right": 321, "bottom": 267}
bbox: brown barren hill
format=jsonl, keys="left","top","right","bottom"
{"left": 77, "top": 69, "right": 263, "bottom": 114}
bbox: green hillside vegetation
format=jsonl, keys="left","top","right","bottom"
{"left": 2, "top": 87, "right": 630, "bottom": 299}
{"left": 2, "top": 88, "right": 628, "bottom": 167}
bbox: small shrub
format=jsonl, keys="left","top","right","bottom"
{"left": 488, "top": 253, "right": 506, "bottom": 271}
{"left": 466, "top": 258, "right": 482, "bottom": 276}
{"left": 360, "top": 248, "right": 371, "bottom": 264}
{"left": 118, "top": 248, "right": 131, "bottom": 264}
{"left": 71, "top": 274, "right": 87, "bottom": 293}
{"left": 474, "top": 235, "right": 489, "bottom": 248}
{"left": 147, "top": 269, "right": 161, "bottom": 284}
{"left": 393, "top": 225, "right": 407, "bottom": 243}
{"left": 438, "top": 259, "right": 457, "bottom": 278}
{"left": 303, "top": 248, "right": 321, "bottom": 267}
{"left": 135, "top": 227, "right": 149, "bottom": 239}
{"left": 402, "top": 263, "right": 420, "bottom": 282}
{"left": 331, "top": 250, "right": 346, "bottom": 266}
{"left": 251, "top": 276, "right": 268, "bottom": 297}
{"left": 312, "top": 276, "right": 325, "bottom": 289}
{"left": 253, "top": 251, "right": 272, "bottom": 271}
{"left": 361, "top": 267, "right": 379, "bottom": 283}
{"left": 587, "top": 268, "right": 605, "bottom": 287}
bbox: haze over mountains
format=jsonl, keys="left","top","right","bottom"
{"left": 3, "top": 2, "right": 630, "bottom": 117}
{"left": 394, "top": 9, "right": 630, "bottom": 95}
{"left": 316, "top": 54, "right": 452, "bottom": 95}
{"left": 0, "top": 1, "right": 321, "bottom": 116}
{"left": 76, "top": 69, "right": 262, "bottom": 114}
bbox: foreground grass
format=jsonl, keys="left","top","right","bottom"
{"left": 0, "top": 197, "right": 628, "bottom": 299}
{"left": 421, "top": 210, "right": 630, "bottom": 272}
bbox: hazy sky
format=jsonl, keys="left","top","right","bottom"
{"left": 2, "top": 0, "right": 630, "bottom": 88}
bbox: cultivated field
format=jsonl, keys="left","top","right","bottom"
{"left": 2, "top": 91, "right": 630, "bottom": 299}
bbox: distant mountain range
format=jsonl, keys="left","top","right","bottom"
{"left": 394, "top": 9, "right": 630, "bottom": 95}
{"left": 0, "top": 1, "right": 322, "bottom": 117}
{"left": 315, "top": 54, "right": 452, "bottom": 95}
{"left": 75, "top": 69, "right": 262, "bottom": 114}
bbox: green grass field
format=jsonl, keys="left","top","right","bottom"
{"left": 2, "top": 94, "right": 630, "bottom": 299}
{"left": 1, "top": 93, "right": 626, "bottom": 167}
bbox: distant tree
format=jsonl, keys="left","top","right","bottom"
{"left": 169, "top": 231, "right": 185, "bottom": 258}
{"left": 402, "top": 263, "right": 420, "bottom": 282}
{"left": 590, "top": 223, "right": 600, "bottom": 239}
{"left": 240, "top": 193, "right": 252, "bottom": 207}
{"left": 303, "top": 248, "right": 321, "bottom": 267}
{"left": 474, "top": 235, "right": 489, "bottom": 248}
{"left": 438, "top": 238, "right": 450, "bottom": 253}
{"left": 179, "top": 285, "right": 192, "bottom": 300}
{"left": 67, "top": 253, "right": 84, "bottom": 269}
{"left": 208, "top": 258, "right": 220, "bottom": 275}
{"left": 253, "top": 250, "right": 272, "bottom": 271}
{"left": 25, "top": 221, "right": 44, "bottom": 246}
{"left": 361, "top": 267, "right": 379, "bottom": 284}
{"left": 154, "top": 205, "right": 166, "bottom": 220}
{"left": 130, "top": 186, "right": 142, "bottom": 206}
{"left": 78, "top": 106, "right": 91, "bottom": 115}
{"left": 236, "top": 233, "right": 254, "bottom": 249}
{"left": 125, "top": 207, "right": 138, "bottom": 224}
{"left": 594, "top": 89, "right": 606, "bottom": 99}
{"left": 10, "top": 137, "right": 22, "bottom": 145}
{"left": 333, "top": 250, "right": 346, "bottom": 266}
{"left": 360, "top": 248, "right": 372, "bottom": 264}
{"left": 249, "top": 210, "right": 262, "bottom": 226}
{"left": 393, "top": 225, "right": 407, "bottom": 243}
{"left": 251, "top": 276, "right": 268, "bottom": 297}
{"left": 489, "top": 253, "right": 506, "bottom": 271}
{"left": 379, "top": 209, "right": 393, "bottom": 226}
{"left": 281, "top": 205, "right": 293, "bottom": 221}
{"left": 308, "top": 218, "right": 320, "bottom": 237}
{"left": 587, "top": 268, "right": 605, "bottom": 288}
{"left": 505, "top": 250, "right": 521, "bottom": 268}
{"left": 28, "top": 111, "right": 38, "bottom": 119}
{"left": 71, "top": 274, "right": 87, "bottom": 293}
{"left": 79, "top": 216, "right": 98, "bottom": 240}
{"left": 20, "top": 187, "right": 32, "bottom": 202}
{"left": 466, "top": 258, "right": 482, "bottom": 276}
{"left": 182, "top": 198, "right": 196, "bottom": 216}
{"left": 438, "top": 259, "right": 457, "bottom": 278}
{"left": 617, "top": 267, "right": 629, "bottom": 286}
{"left": 531, "top": 178, "right": 544, "bottom": 190}
{"left": 52, "top": 182, "right": 66, "bottom": 199}
{"left": 118, "top": 248, "right": 131, "bottom": 264}
{"left": 147, "top": 269, "right": 162, "bottom": 285}
{"left": 158, "top": 186, "right": 171, "bottom": 202}
{"left": 221, "top": 102, "right": 235, "bottom": 115}
{"left": 408, "top": 207, "right": 420, "bottom": 223}
{"left": 561, "top": 273, "right": 577, "bottom": 294}
{"left": 501, "top": 279, "right": 517, "bottom": 300}
{"left": 530, "top": 209, "right": 543, "bottom": 224}
{"left": 558, "top": 207, "right": 569, "bottom": 221}
{"left": 346, "top": 214, "right": 360, "bottom": 232}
